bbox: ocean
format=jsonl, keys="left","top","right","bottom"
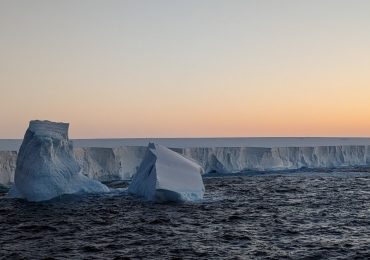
{"left": 1, "top": 172, "right": 370, "bottom": 259}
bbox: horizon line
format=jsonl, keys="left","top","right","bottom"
{"left": 1, "top": 136, "right": 370, "bottom": 140}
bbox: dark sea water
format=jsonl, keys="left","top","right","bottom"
{"left": 1, "top": 172, "right": 370, "bottom": 259}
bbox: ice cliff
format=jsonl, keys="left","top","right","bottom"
{"left": 74, "top": 146, "right": 147, "bottom": 182}
{"left": 181, "top": 146, "right": 370, "bottom": 173}
{"left": 74, "top": 145, "right": 370, "bottom": 177}
{"left": 1, "top": 143, "right": 370, "bottom": 188}
{"left": 9, "top": 120, "right": 109, "bottom": 201}
{"left": 128, "top": 143, "right": 205, "bottom": 202}
{"left": 0, "top": 151, "right": 17, "bottom": 186}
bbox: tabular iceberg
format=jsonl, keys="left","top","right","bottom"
{"left": 9, "top": 120, "right": 109, "bottom": 202}
{"left": 128, "top": 143, "right": 205, "bottom": 202}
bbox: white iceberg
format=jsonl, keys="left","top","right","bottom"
{"left": 9, "top": 120, "right": 109, "bottom": 202}
{"left": 128, "top": 143, "right": 205, "bottom": 202}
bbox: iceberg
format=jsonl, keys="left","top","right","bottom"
{"left": 128, "top": 143, "right": 205, "bottom": 202}
{"left": 10, "top": 120, "right": 109, "bottom": 202}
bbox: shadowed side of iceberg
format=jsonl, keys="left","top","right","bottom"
{"left": 9, "top": 120, "right": 109, "bottom": 202}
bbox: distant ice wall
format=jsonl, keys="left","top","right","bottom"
{"left": 0, "top": 151, "right": 17, "bottom": 186}
{"left": 181, "top": 146, "right": 370, "bottom": 173}
{"left": 74, "top": 146, "right": 147, "bottom": 182}
{"left": 1, "top": 145, "right": 370, "bottom": 187}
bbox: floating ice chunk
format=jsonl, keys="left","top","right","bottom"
{"left": 9, "top": 120, "right": 109, "bottom": 202}
{"left": 128, "top": 143, "right": 205, "bottom": 202}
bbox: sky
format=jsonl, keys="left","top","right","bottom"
{"left": 0, "top": 0, "right": 370, "bottom": 138}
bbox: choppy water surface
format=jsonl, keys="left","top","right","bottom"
{"left": 1, "top": 172, "right": 370, "bottom": 259}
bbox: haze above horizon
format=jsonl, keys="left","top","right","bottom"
{"left": 1, "top": 0, "right": 370, "bottom": 138}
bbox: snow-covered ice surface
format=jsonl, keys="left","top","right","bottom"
{"left": 128, "top": 143, "right": 205, "bottom": 202}
{"left": 9, "top": 120, "right": 109, "bottom": 202}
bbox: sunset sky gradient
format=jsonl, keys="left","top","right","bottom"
{"left": 1, "top": 0, "right": 370, "bottom": 138}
